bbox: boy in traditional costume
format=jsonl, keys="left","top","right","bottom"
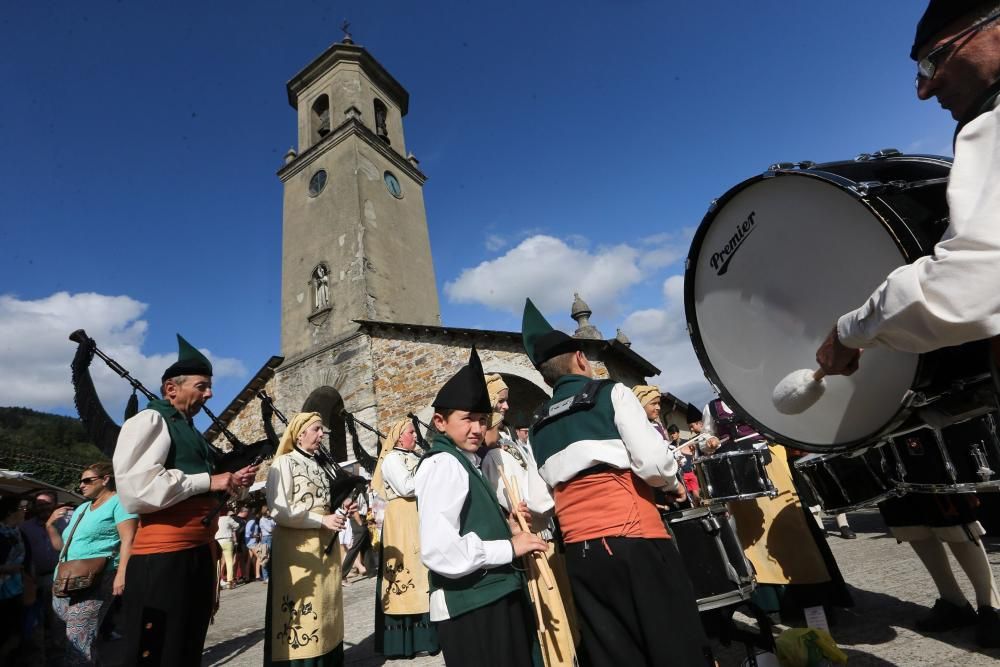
{"left": 414, "top": 347, "right": 547, "bottom": 666}
{"left": 521, "top": 300, "right": 714, "bottom": 666}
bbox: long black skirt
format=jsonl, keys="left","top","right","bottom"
{"left": 436, "top": 592, "right": 538, "bottom": 667}
{"left": 119, "top": 544, "right": 215, "bottom": 666}
{"left": 564, "top": 536, "right": 715, "bottom": 667}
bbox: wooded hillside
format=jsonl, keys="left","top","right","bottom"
{"left": 0, "top": 407, "right": 106, "bottom": 490}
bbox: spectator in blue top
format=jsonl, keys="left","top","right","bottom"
{"left": 258, "top": 506, "right": 274, "bottom": 583}
{"left": 245, "top": 510, "right": 261, "bottom": 581}
{"left": 45, "top": 462, "right": 138, "bottom": 666}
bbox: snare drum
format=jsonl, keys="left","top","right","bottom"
{"left": 696, "top": 448, "right": 777, "bottom": 502}
{"left": 666, "top": 504, "right": 754, "bottom": 611}
{"left": 794, "top": 445, "right": 900, "bottom": 514}
{"left": 892, "top": 412, "right": 1000, "bottom": 493}
{"left": 684, "top": 152, "right": 991, "bottom": 453}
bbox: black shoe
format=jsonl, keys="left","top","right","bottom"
{"left": 839, "top": 526, "right": 857, "bottom": 539}
{"left": 977, "top": 606, "right": 1000, "bottom": 648}
{"left": 916, "top": 599, "right": 978, "bottom": 632}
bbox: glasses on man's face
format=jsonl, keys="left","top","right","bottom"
{"left": 79, "top": 476, "right": 101, "bottom": 486}
{"left": 917, "top": 12, "right": 1000, "bottom": 85}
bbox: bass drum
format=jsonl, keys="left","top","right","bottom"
{"left": 685, "top": 153, "right": 953, "bottom": 453}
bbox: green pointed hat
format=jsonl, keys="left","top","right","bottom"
{"left": 161, "top": 334, "right": 213, "bottom": 381}
{"left": 521, "top": 298, "right": 585, "bottom": 368}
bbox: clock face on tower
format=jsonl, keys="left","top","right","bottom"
{"left": 308, "top": 170, "right": 327, "bottom": 197}
{"left": 383, "top": 171, "right": 402, "bottom": 198}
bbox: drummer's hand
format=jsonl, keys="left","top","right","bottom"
{"left": 665, "top": 481, "right": 687, "bottom": 503}
{"left": 816, "top": 326, "right": 861, "bottom": 376}
{"left": 703, "top": 437, "right": 721, "bottom": 454}
{"left": 679, "top": 444, "right": 695, "bottom": 457}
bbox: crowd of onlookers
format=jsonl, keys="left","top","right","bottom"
{"left": 1, "top": 466, "right": 134, "bottom": 667}
{"left": 215, "top": 505, "right": 274, "bottom": 587}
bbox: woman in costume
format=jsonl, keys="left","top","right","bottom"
{"left": 371, "top": 417, "right": 438, "bottom": 658}
{"left": 265, "top": 412, "right": 353, "bottom": 666}
{"left": 46, "top": 462, "right": 137, "bottom": 666}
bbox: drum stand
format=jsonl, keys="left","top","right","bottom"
{"left": 702, "top": 599, "right": 776, "bottom": 666}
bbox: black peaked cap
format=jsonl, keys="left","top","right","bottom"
{"left": 686, "top": 402, "right": 703, "bottom": 424}
{"left": 912, "top": 1, "right": 994, "bottom": 59}
{"left": 432, "top": 346, "right": 492, "bottom": 413}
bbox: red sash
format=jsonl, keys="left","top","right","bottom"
{"left": 553, "top": 469, "right": 668, "bottom": 544}
{"left": 131, "top": 496, "right": 218, "bottom": 555}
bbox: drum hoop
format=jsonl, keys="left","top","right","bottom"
{"left": 666, "top": 504, "right": 728, "bottom": 522}
{"left": 696, "top": 448, "right": 765, "bottom": 462}
{"left": 685, "top": 157, "right": 951, "bottom": 453}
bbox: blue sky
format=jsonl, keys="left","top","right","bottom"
{"left": 0, "top": 1, "right": 955, "bottom": 425}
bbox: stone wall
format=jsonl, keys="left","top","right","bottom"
{"left": 212, "top": 326, "right": 652, "bottom": 462}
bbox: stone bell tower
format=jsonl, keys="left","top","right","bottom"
{"left": 277, "top": 32, "right": 441, "bottom": 362}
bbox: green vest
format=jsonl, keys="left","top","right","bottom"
{"left": 147, "top": 399, "right": 216, "bottom": 476}
{"left": 423, "top": 434, "right": 522, "bottom": 619}
{"left": 529, "top": 374, "right": 619, "bottom": 471}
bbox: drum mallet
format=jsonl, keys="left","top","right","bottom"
{"left": 772, "top": 368, "right": 827, "bottom": 415}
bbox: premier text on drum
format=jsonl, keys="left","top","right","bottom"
{"left": 710, "top": 210, "right": 757, "bottom": 276}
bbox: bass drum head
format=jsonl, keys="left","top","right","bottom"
{"left": 686, "top": 171, "right": 919, "bottom": 452}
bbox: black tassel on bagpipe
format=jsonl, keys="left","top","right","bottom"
{"left": 70, "top": 336, "right": 122, "bottom": 458}
{"left": 345, "top": 414, "right": 378, "bottom": 475}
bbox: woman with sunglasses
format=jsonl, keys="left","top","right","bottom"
{"left": 45, "top": 462, "right": 138, "bottom": 665}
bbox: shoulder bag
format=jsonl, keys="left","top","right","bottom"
{"left": 53, "top": 505, "right": 109, "bottom": 598}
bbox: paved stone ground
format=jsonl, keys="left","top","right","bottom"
{"left": 199, "top": 510, "right": 1000, "bottom": 666}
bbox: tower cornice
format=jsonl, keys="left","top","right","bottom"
{"left": 276, "top": 115, "right": 427, "bottom": 185}
{"left": 286, "top": 42, "right": 409, "bottom": 114}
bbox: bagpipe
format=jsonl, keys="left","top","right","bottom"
{"left": 69, "top": 329, "right": 273, "bottom": 466}
{"left": 259, "top": 392, "right": 374, "bottom": 554}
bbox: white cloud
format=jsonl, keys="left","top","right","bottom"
{"left": 444, "top": 232, "right": 712, "bottom": 405}
{"left": 444, "top": 235, "right": 643, "bottom": 315}
{"left": 0, "top": 292, "right": 246, "bottom": 413}
{"left": 620, "top": 275, "right": 714, "bottom": 407}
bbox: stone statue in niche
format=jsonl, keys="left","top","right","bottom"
{"left": 313, "top": 264, "right": 330, "bottom": 310}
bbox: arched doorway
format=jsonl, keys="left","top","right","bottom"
{"left": 302, "top": 386, "right": 347, "bottom": 461}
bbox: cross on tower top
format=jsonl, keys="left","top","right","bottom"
{"left": 340, "top": 19, "right": 353, "bottom": 44}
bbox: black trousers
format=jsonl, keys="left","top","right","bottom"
{"left": 437, "top": 592, "right": 536, "bottom": 667}
{"left": 564, "top": 537, "right": 714, "bottom": 667}
{"left": 120, "top": 544, "right": 215, "bottom": 666}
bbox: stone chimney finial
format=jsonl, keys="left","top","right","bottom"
{"left": 615, "top": 328, "right": 632, "bottom": 347}
{"left": 571, "top": 293, "right": 603, "bottom": 340}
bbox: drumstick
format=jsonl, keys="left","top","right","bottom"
{"left": 499, "top": 468, "right": 555, "bottom": 591}
{"left": 772, "top": 368, "right": 827, "bottom": 415}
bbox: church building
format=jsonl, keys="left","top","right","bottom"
{"left": 209, "top": 34, "right": 661, "bottom": 461}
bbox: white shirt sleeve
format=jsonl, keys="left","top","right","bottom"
{"left": 265, "top": 455, "right": 325, "bottom": 529}
{"left": 838, "top": 105, "right": 1000, "bottom": 351}
{"left": 381, "top": 452, "right": 416, "bottom": 498}
{"left": 611, "top": 384, "right": 678, "bottom": 488}
{"left": 112, "top": 410, "right": 212, "bottom": 514}
{"left": 415, "top": 453, "right": 514, "bottom": 579}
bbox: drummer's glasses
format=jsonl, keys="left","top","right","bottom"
{"left": 917, "top": 11, "right": 1000, "bottom": 85}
